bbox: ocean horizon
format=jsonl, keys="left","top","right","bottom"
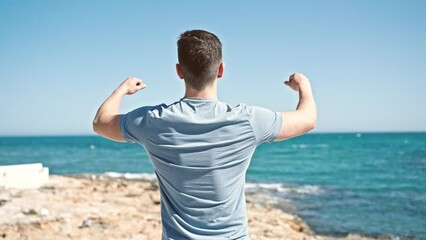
{"left": 2, "top": 130, "right": 425, "bottom": 138}
{"left": 1, "top": 132, "right": 425, "bottom": 239}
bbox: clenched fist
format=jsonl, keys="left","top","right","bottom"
{"left": 117, "top": 77, "right": 147, "bottom": 95}
{"left": 284, "top": 73, "right": 310, "bottom": 92}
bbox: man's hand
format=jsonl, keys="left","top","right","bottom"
{"left": 284, "top": 73, "right": 310, "bottom": 92}
{"left": 93, "top": 76, "right": 147, "bottom": 142}
{"left": 116, "top": 77, "right": 147, "bottom": 95}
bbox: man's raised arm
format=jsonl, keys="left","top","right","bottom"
{"left": 275, "top": 73, "right": 317, "bottom": 141}
{"left": 92, "top": 77, "right": 146, "bottom": 142}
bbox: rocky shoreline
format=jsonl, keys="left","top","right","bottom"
{"left": 0, "top": 174, "right": 387, "bottom": 239}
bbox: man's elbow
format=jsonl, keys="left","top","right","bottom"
{"left": 304, "top": 116, "right": 316, "bottom": 132}
{"left": 309, "top": 116, "right": 317, "bottom": 131}
{"left": 92, "top": 119, "right": 101, "bottom": 135}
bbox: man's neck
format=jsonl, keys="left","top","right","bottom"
{"left": 184, "top": 83, "right": 218, "bottom": 99}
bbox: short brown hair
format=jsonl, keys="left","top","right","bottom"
{"left": 177, "top": 30, "right": 222, "bottom": 90}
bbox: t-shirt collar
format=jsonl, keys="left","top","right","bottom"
{"left": 180, "top": 97, "right": 219, "bottom": 102}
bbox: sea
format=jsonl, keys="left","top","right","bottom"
{"left": 0, "top": 132, "right": 425, "bottom": 239}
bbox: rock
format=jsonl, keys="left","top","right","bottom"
{"left": 79, "top": 219, "right": 92, "bottom": 228}
{"left": 23, "top": 208, "right": 38, "bottom": 215}
{"left": 39, "top": 186, "right": 56, "bottom": 194}
{"left": 264, "top": 229, "right": 276, "bottom": 237}
{"left": 0, "top": 163, "right": 49, "bottom": 189}
{"left": 125, "top": 193, "right": 141, "bottom": 198}
{"left": 0, "top": 199, "right": 7, "bottom": 206}
{"left": 0, "top": 175, "right": 324, "bottom": 240}
{"left": 148, "top": 181, "right": 159, "bottom": 191}
{"left": 40, "top": 208, "right": 49, "bottom": 217}
{"left": 31, "top": 221, "right": 43, "bottom": 230}
{"left": 289, "top": 221, "right": 303, "bottom": 232}
{"left": 288, "top": 216, "right": 313, "bottom": 235}
{"left": 79, "top": 217, "right": 108, "bottom": 229}
{"left": 150, "top": 194, "right": 161, "bottom": 205}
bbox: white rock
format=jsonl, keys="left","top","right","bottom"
{"left": 40, "top": 208, "right": 49, "bottom": 217}
{"left": 0, "top": 163, "right": 49, "bottom": 189}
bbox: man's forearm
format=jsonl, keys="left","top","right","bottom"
{"left": 93, "top": 89, "right": 126, "bottom": 127}
{"left": 296, "top": 82, "right": 317, "bottom": 123}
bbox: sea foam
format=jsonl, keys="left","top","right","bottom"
{"left": 103, "top": 172, "right": 157, "bottom": 181}
{"left": 245, "top": 182, "right": 325, "bottom": 195}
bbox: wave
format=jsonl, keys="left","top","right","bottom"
{"left": 291, "top": 143, "right": 329, "bottom": 149}
{"left": 245, "top": 182, "right": 325, "bottom": 196}
{"left": 103, "top": 172, "right": 157, "bottom": 181}
{"left": 244, "top": 182, "right": 326, "bottom": 214}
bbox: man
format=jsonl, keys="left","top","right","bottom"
{"left": 93, "top": 30, "right": 317, "bottom": 239}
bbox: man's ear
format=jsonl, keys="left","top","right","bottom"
{"left": 176, "top": 63, "right": 184, "bottom": 80}
{"left": 217, "top": 62, "right": 224, "bottom": 79}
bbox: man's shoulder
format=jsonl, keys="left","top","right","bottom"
{"left": 127, "top": 101, "right": 270, "bottom": 120}
{"left": 229, "top": 103, "right": 267, "bottom": 115}
{"left": 126, "top": 103, "right": 166, "bottom": 119}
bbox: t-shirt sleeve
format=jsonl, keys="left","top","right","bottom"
{"left": 119, "top": 106, "right": 154, "bottom": 144}
{"left": 246, "top": 106, "right": 283, "bottom": 145}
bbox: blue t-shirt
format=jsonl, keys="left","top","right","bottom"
{"left": 120, "top": 97, "right": 282, "bottom": 240}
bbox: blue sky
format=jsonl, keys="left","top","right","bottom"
{"left": 0, "top": 0, "right": 425, "bottom": 136}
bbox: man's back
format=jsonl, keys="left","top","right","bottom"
{"left": 120, "top": 97, "right": 282, "bottom": 239}
{"left": 93, "top": 30, "right": 316, "bottom": 239}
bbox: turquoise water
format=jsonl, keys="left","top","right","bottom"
{"left": 1, "top": 132, "right": 425, "bottom": 239}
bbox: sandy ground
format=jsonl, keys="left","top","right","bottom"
{"left": 0, "top": 174, "right": 384, "bottom": 240}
